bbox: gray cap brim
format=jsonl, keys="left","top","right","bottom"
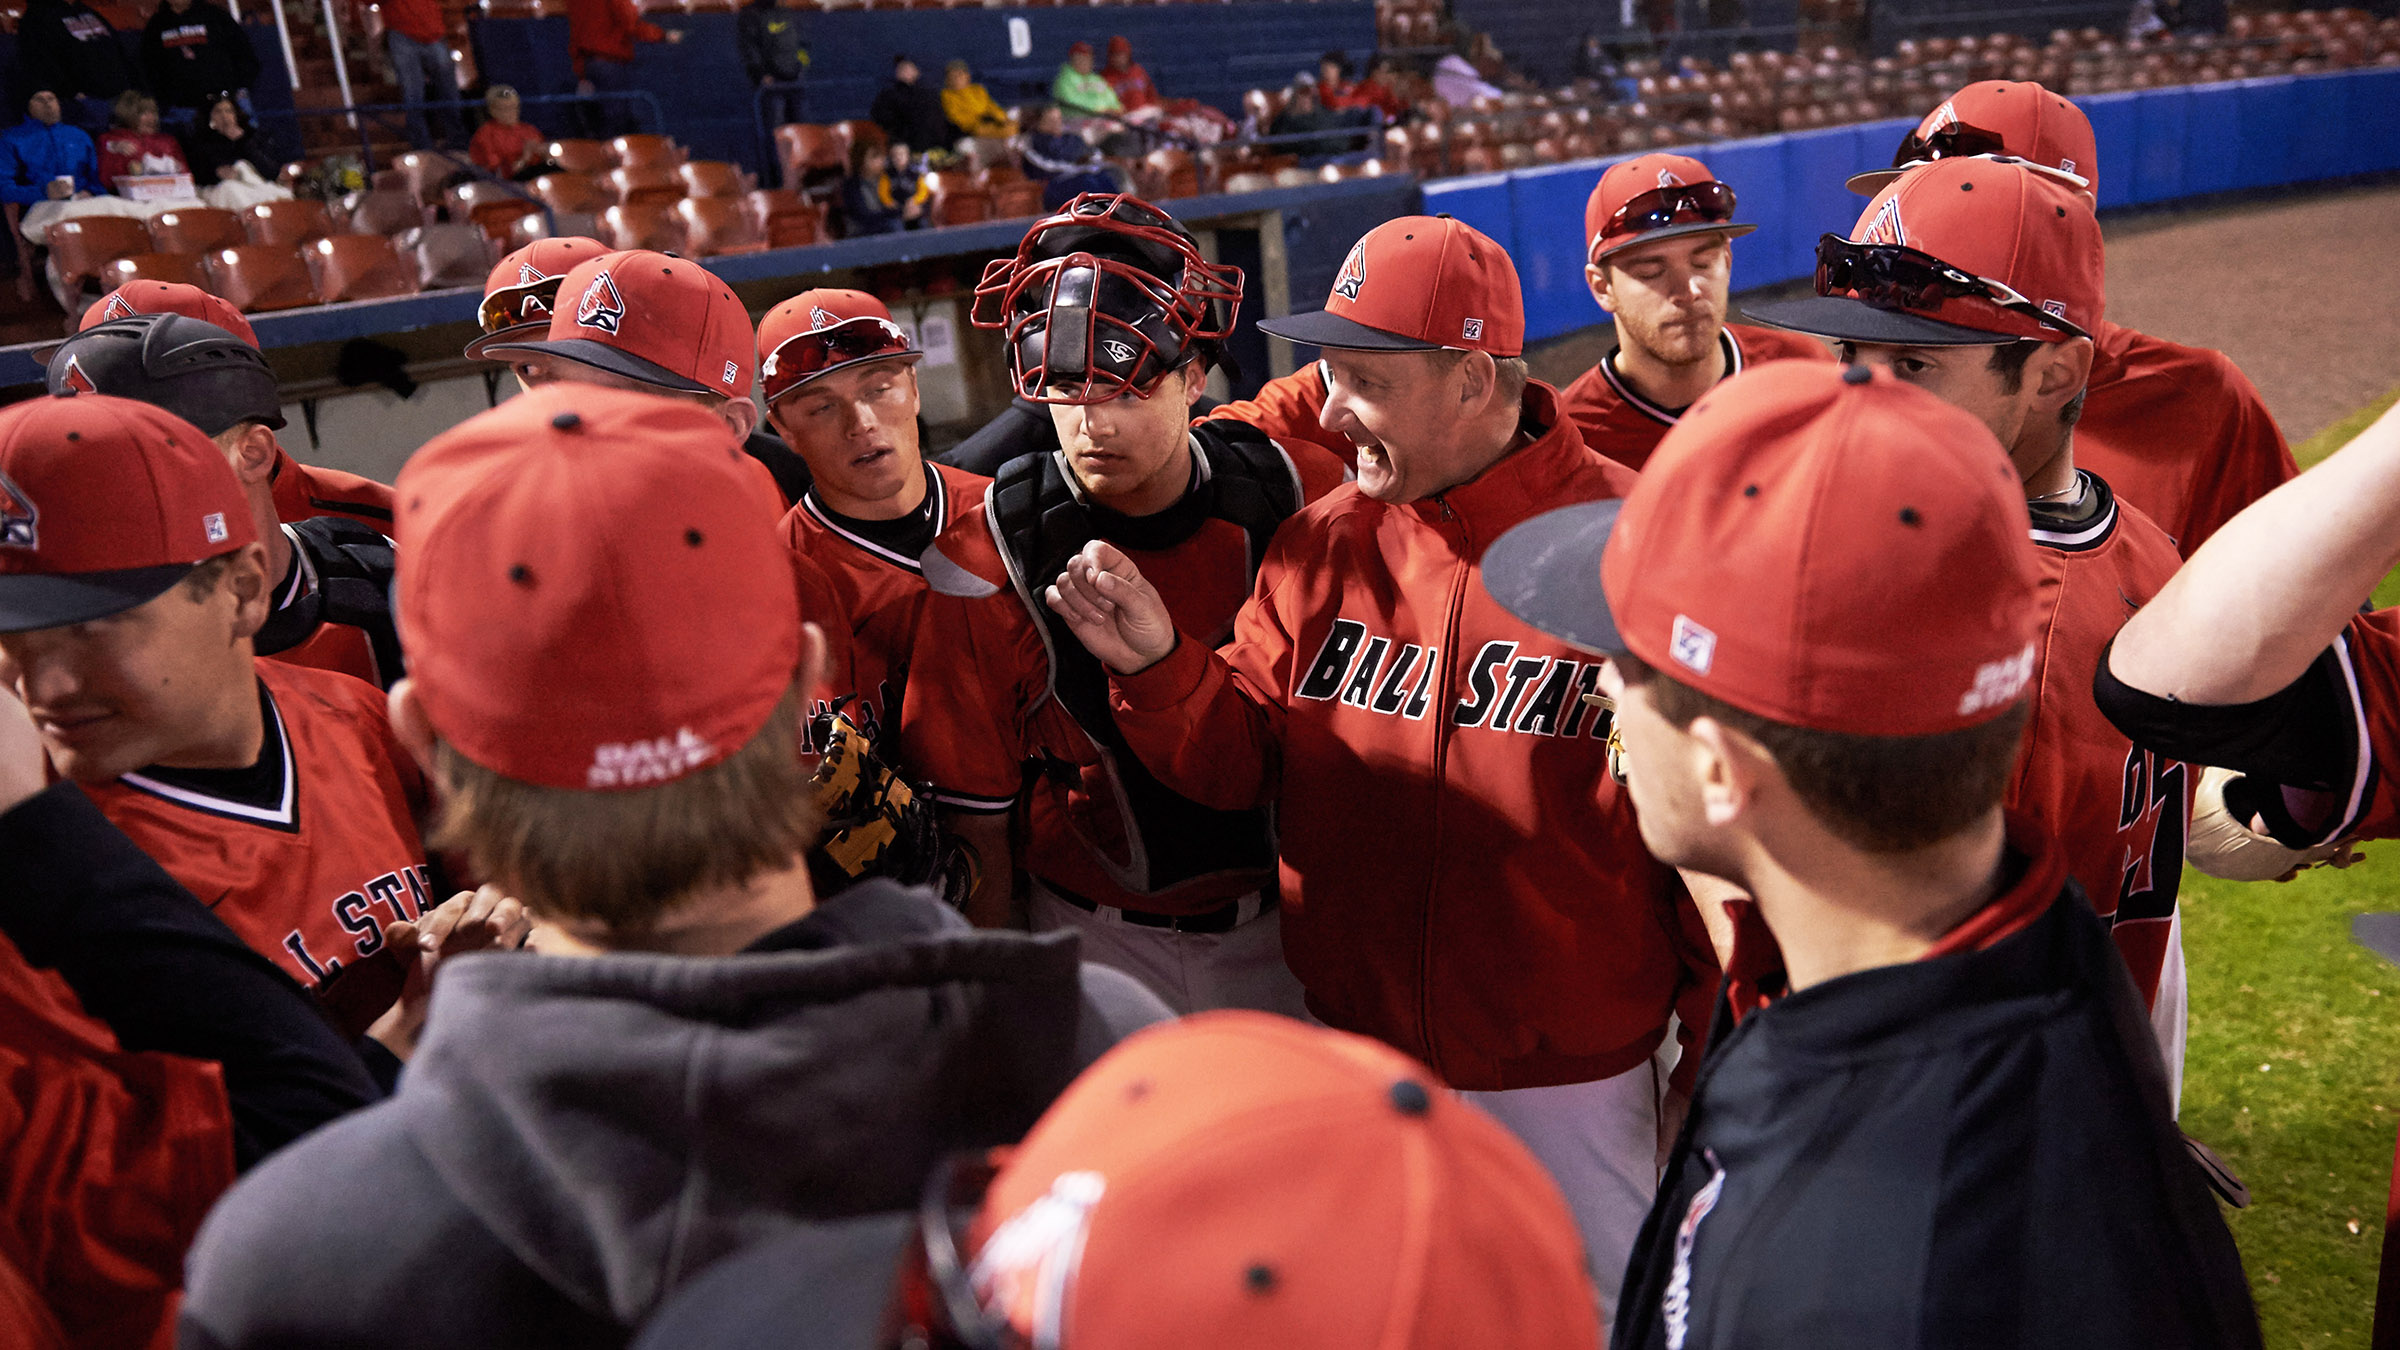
{"left": 1743, "top": 295, "right": 2018, "bottom": 347}
{"left": 1257, "top": 308, "right": 1442, "bottom": 352}
{"left": 0, "top": 563, "right": 197, "bottom": 633}
{"left": 463, "top": 320, "right": 550, "bottom": 361}
{"left": 1481, "top": 500, "right": 1628, "bottom": 656}
{"left": 1592, "top": 220, "right": 1759, "bottom": 263}
{"left": 476, "top": 337, "right": 712, "bottom": 394}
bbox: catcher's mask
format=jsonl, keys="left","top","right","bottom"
{"left": 970, "top": 193, "right": 1242, "bottom": 405}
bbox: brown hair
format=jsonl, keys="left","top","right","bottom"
{"left": 426, "top": 686, "right": 822, "bottom": 933}
{"left": 180, "top": 552, "right": 236, "bottom": 599}
{"left": 1617, "top": 651, "right": 2029, "bottom": 854}
{"left": 1431, "top": 348, "right": 1529, "bottom": 406}
{"left": 1989, "top": 339, "right": 2087, "bottom": 429}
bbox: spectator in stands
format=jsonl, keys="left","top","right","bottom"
{"left": 1431, "top": 51, "right": 1501, "bottom": 106}
{"left": 566, "top": 0, "right": 682, "bottom": 139}
{"left": 15, "top": 0, "right": 140, "bottom": 134}
{"left": 1051, "top": 40, "right": 1122, "bottom": 120}
{"left": 839, "top": 137, "right": 925, "bottom": 235}
{"left": 186, "top": 95, "right": 285, "bottom": 210}
{"left": 380, "top": 0, "right": 462, "bottom": 151}
{"left": 1101, "top": 35, "right": 1160, "bottom": 117}
{"left": 97, "top": 91, "right": 191, "bottom": 191}
{"left": 469, "top": 84, "right": 548, "bottom": 180}
{"left": 1268, "top": 80, "right": 1364, "bottom": 159}
{"left": 941, "top": 58, "right": 1014, "bottom": 164}
{"left": 1018, "top": 102, "right": 1120, "bottom": 209}
{"left": 1315, "top": 50, "right": 1356, "bottom": 106}
{"left": 737, "top": 0, "right": 809, "bottom": 136}
{"left": 870, "top": 55, "right": 953, "bottom": 163}
{"left": 1330, "top": 53, "right": 1407, "bottom": 121}
{"left": 140, "top": 0, "right": 259, "bottom": 122}
{"left": 3, "top": 88, "right": 101, "bottom": 248}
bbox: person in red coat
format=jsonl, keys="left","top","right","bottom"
{"left": 565, "top": 0, "right": 680, "bottom": 137}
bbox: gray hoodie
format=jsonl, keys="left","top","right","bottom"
{"left": 178, "top": 881, "right": 1170, "bottom": 1350}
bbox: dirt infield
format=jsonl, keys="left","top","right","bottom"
{"left": 1530, "top": 179, "right": 2400, "bottom": 445}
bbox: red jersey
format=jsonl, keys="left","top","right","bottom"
{"left": 470, "top": 119, "right": 546, "bottom": 178}
{"left": 86, "top": 661, "right": 432, "bottom": 1033}
{"left": 2304, "top": 608, "right": 2400, "bottom": 844}
{"left": 906, "top": 426, "right": 1350, "bottom": 912}
{"left": 2077, "top": 319, "right": 2295, "bottom": 557}
{"left": 268, "top": 446, "right": 394, "bottom": 533}
{"left": 2004, "top": 473, "right": 2189, "bottom": 1015}
{"left": 780, "top": 461, "right": 989, "bottom": 772}
{"left": 378, "top": 0, "right": 443, "bottom": 43}
{"left": 1, "top": 932, "right": 232, "bottom": 1350}
{"left": 1108, "top": 384, "right": 1712, "bottom": 1091}
{"left": 1556, "top": 323, "right": 1831, "bottom": 472}
{"left": 567, "top": 0, "right": 663, "bottom": 71}
{"left": 1202, "top": 361, "right": 1359, "bottom": 469}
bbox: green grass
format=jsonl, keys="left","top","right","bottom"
{"left": 2181, "top": 384, "right": 2400, "bottom": 1347}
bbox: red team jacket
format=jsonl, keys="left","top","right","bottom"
{"left": 780, "top": 462, "right": 989, "bottom": 767}
{"left": 1555, "top": 323, "right": 1832, "bottom": 472}
{"left": 2006, "top": 473, "right": 2190, "bottom": 1019}
{"left": 85, "top": 662, "right": 432, "bottom": 1033}
{"left": 2077, "top": 319, "right": 2297, "bottom": 557}
{"left": 908, "top": 432, "right": 1351, "bottom": 913}
{"left": 1, "top": 934, "right": 232, "bottom": 1350}
{"left": 268, "top": 449, "right": 394, "bottom": 533}
{"left": 1109, "top": 384, "right": 1710, "bottom": 1091}
{"left": 1202, "top": 362, "right": 1358, "bottom": 468}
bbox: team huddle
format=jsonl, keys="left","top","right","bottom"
{"left": 6, "top": 74, "right": 2386, "bottom": 1348}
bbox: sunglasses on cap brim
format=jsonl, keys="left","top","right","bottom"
{"left": 914, "top": 1150, "right": 1025, "bottom": 1350}
{"left": 1890, "top": 120, "right": 2013, "bottom": 168}
{"left": 1602, "top": 181, "right": 1737, "bottom": 241}
{"left": 478, "top": 276, "right": 564, "bottom": 336}
{"left": 761, "top": 317, "right": 920, "bottom": 402}
{"left": 1814, "top": 235, "right": 2087, "bottom": 339}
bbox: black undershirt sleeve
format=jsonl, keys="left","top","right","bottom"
{"left": 0, "top": 782, "right": 384, "bottom": 1170}
{"left": 2092, "top": 637, "right": 2357, "bottom": 791}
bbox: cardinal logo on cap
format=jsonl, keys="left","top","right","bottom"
{"left": 100, "top": 293, "right": 137, "bottom": 322}
{"left": 575, "top": 271, "right": 626, "bottom": 336}
{"left": 0, "top": 471, "right": 36, "bottom": 550}
{"left": 1657, "top": 167, "right": 1685, "bottom": 188}
{"left": 1332, "top": 241, "right": 1367, "bottom": 303}
{"left": 970, "top": 1171, "right": 1106, "bottom": 1343}
{"left": 518, "top": 263, "right": 547, "bottom": 285}
{"left": 809, "top": 305, "right": 840, "bottom": 330}
{"left": 57, "top": 356, "right": 97, "bottom": 396}
{"left": 1924, "top": 100, "right": 1959, "bottom": 135}
{"left": 1859, "top": 195, "right": 1906, "bottom": 248}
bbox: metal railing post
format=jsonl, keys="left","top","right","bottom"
{"left": 320, "top": 0, "right": 361, "bottom": 137}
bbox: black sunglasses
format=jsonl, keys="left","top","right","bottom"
{"left": 1814, "top": 234, "right": 2086, "bottom": 338}
{"left": 1890, "top": 120, "right": 2012, "bottom": 168}
{"left": 1605, "top": 180, "right": 1738, "bottom": 238}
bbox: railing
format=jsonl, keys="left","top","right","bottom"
{"left": 257, "top": 90, "right": 669, "bottom": 175}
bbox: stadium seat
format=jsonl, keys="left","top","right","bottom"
{"left": 775, "top": 124, "right": 844, "bottom": 187}
{"left": 205, "top": 245, "right": 318, "bottom": 312}
{"left": 146, "top": 206, "right": 245, "bottom": 255}
{"left": 925, "top": 172, "right": 991, "bottom": 226}
{"left": 677, "top": 161, "right": 749, "bottom": 198}
{"left": 1220, "top": 170, "right": 1273, "bottom": 194}
{"left": 607, "top": 165, "right": 681, "bottom": 208}
{"left": 601, "top": 201, "right": 687, "bottom": 253}
{"left": 543, "top": 139, "right": 614, "bottom": 174}
{"left": 1137, "top": 148, "right": 1199, "bottom": 198}
{"left": 530, "top": 172, "right": 611, "bottom": 216}
{"left": 610, "top": 134, "right": 685, "bottom": 169}
{"left": 989, "top": 179, "right": 1046, "bottom": 218}
{"left": 836, "top": 120, "right": 885, "bottom": 156}
{"left": 44, "top": 215, "right": 152, "bottom": 294}
{"left": 392, "top": 150, "right": 471, "bottom": 206}
{"left": 394, "top": 223, "right": 494, "bottom": 289}
{"left": 341, "top": 189, "right": 428, "bottom": 235}
{"left": 244, "top": 199, "right": 335, "bottom": 249}
{"left": 445, "top": 179, "right": 525, "bottom": 219}
{"left": 470, "top": 199, "right": 545, "bottom": 246}
{"left": 674, "top": 197, "right": 765, "bottom": 255}
{"left": 96, "top": 251, "right": 209, "bottom": 292}
{"left": 307, "top": 234, "right": 420, "bottom": 302}
{"left": 745, "top": 189, "right": 826, "bottom": 248}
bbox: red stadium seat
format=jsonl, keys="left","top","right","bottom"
{"left": 607, "top": 165, "right": 681, "bottom": 207}
{"left": 97, "top": 250, "right": 210, "bottom": 292}
{"left": 673, "top": 196, "right": 765, "bottom": 256}
{"left": 469, "top": 199, "right": 544, "bottom": 246}
{"left": 989, "top": 179, "right": 1046, "bottom": 218}
{"left": 147, "top": 206, "right": 244, "bottom": 255}
{"left": 745, "top": 189, "right": 826, "bottom": 247}
{"left": 394, "top": 223, "right": 494, "bottom": 289}
{"left": 44, "top": 215, "right": 151, "bottom": 293}
{"left": 244, "top": 199, "right": 335, "bottom": 248}
{"left": 392, "top": 149, "right": 471, "bottom": 206}
{"left": 340, "top": 189, "right": 428, "bottom": 235}
{"left": 609, "top": 134, "right": 685, "bottom": 169}
{"left": 444, "top": 179, "right": 524, "bottom": 219}
{"left": 542, "top": 139, "right": 614, "bottom": 175}
{"left": 676, "top": 160, "right": 750, "bottom": 198}
{"left": 205, "top": 244, "right": 318, "bottom": 312}
{"left": 530, "top": 171, "right": 611, "bottom": 216}
{"left": 925, "top": 172, "right": 992, "bottom": 226}
{"left": 306, "top": 233, "right": 420, "bottom": 302}
{"left": 601, "top": 201, "right": 687, "bottom": 253}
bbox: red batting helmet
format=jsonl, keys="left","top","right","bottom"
{"left": 969, "top": 193, "right": 1242, "bottom": 405}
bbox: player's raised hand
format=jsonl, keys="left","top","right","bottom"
{"left": 1046, "top": 540, "right": 1177, "bottom": 675}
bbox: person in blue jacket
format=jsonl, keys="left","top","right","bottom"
{"left": 1, "top": 88, "right": 101, "bottom": 301}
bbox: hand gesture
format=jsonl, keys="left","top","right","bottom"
{"left": 367, "top": 884, "right": 532, "bottom": 1059}
{"left": 1044, "top": 539, "right": 1177, "bottom": 675}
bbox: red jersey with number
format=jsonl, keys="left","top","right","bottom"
{"left": 85, "top": 661, "right": 431, "bottom": 1033}
{"left": 269, "top": 446, "right": 394, "bottom": 533}
{"left": 780, "top": 461, "right": 989, "bottom": 773}
{"left": 1556, "top": 324, "right": 1831, "bottom": 472}
{"left": 2077, "top": 320, "right": 2296, "bottom": 557}
{"left": 2005, "top": 472, "right": 2189, "bottom": 1016}
{"left": 905, "top": 431, "right": 1350, "bottom": 913}
{"left": 1, "top": 932, "right": 232, "bottom": 1350}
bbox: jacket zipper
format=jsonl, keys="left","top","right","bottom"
{"left": 1420, "top": 494, "right": 1466, "bottom": 1078}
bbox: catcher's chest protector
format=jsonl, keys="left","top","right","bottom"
{"left": 986, "top": 421, "right": 1302, "bottom": 897}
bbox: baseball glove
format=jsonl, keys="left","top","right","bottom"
{"left": 2186, "top": 764, "right": 2364, "bottom": 883}
{"left": 809, "top": 700, "right": 982, "bottom": 908}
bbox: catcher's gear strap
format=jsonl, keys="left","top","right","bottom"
{"left": 254, "top": 516, "right": 406, "bottom": 688}
{"left": 985, "top": 419, "right": 1302, "bottom": 895}
{"left": 2093, "top": 636, "right": 2356, "bottom": 793}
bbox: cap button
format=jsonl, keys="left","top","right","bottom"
{"left": 551, "top": 411, "right": 582, "bottom": 431}
{"left": 1388, "top": 1080, "right": 1431, "bottom": 1116}
{"left": 1842, "top": 363, "right": 1873, "bottom": 385}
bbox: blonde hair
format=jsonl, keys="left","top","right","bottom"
{"left": 485, "top": 84, "right": 520, "bottom": 106}
{"left": 427, "top": 687, "right": 822, "bottom": 934}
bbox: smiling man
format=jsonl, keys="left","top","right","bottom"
{"left": 1560, "top": 154, "right": 1828, "bottom": 471}
{"left": 906, "top": 193, "right": 1345, "bottom": 1004}
{"left": 1039, "top": 212, "right": 1715, "bottom": 1317}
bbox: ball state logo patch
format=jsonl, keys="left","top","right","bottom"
{"left": 57, "top": 355, "right": 97, "bottom": 396}
{"left": 1657, "top": 167, "right": 1685, "bottom": 188}
{"left": 575, "top": 271, "right": 626, "bottom": 336}
{"left": 1859, "top": 195, "right": 1906, "bottom": 248}
{"left": 809, "top": 305, "right": 840, "bottom": 330}
{"left": 100, "top": 293, "right": 137, "bottom": 322}
{"left": 1332, "top": 241, "right": 1367, "bottom": 304}
{"left": 0, "top": 470, "right": 37, "bottom": 550}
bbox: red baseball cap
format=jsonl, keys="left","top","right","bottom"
{"left": 0, "top": 393, "right": 256, "bottom": 632}
{"left": 394, "top": 384, "right": 802, "bottom": 791}
{"left": 1484, "top": 361, "right": 2042, "bottom": 737}
{"left": 465, "top": 235, "right": 611, "bottom": 360}
{"left": 960, "top": 1012, "right": 1600, "bottom": 1349}
{"left": 1747, "top": 157, "right": 2102, "bottom": 347}
{"left": 480, "top": 250, "right": 756, "bottom": 398}
{"left": 78, "top": 280, "right": 258, "bottom": 346}
{"left": 1848, "top": 80, "right": 2096, "bottom": 196}
{"left": 1258, "top": 215, "right": 1524, "bottom": 357}
{"left": 1584, "top": 153, "right": 1758, "bottom": 264}
{"left": 757, "top": 289, "right": 921, "bottom": 406}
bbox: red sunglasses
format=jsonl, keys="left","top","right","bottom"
{"left": 761, "top": 316, "right": 919, "bottom": 404}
